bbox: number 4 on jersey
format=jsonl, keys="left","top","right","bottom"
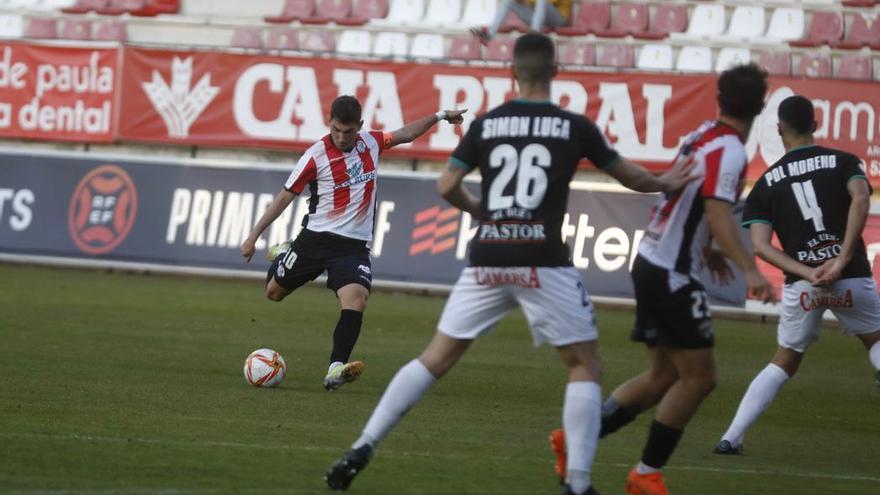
{"left": 791, "top": 180, "right": 826, "bottom": 232}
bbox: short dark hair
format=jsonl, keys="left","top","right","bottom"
{"left": 513, "top": 33, "right": 556, "bottom": 84}
{"left": 778, "top": 95, "right": 815, "bottom": 135}
{"left": 330, "top": 95, "right": 362, "bottom": 124}
{"left": 717, "top": 63, "right": 768, "bottom": 120}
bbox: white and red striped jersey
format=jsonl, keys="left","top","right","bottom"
{"left": 638, "top": 120, "right": 748, "bottom": 286}
{"left": 284, "top": 130, "right": 392, "bottom": 243}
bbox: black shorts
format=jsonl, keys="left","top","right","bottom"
{"left": 630, "top": 255, "right": 714, "bottom": 349}
{"left": 270, "top": 230, "right": 372, "bottom": 293}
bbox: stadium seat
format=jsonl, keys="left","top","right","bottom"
{"left": 420, "top": 0, "right": 461, "bottom": 28}
{"left": 598, "top": 44, "right": 634, "bottom": 68}
{"left": 835, "top": 13, "right": 880, "bottom": 49}
{"left": 634, "top": 3, "right": 687, "bottom": 40}
{"left": 266, "top": 26, "right": 299, "bottom": 50}
{"left": 230, "top": 27, "right": 263, "bottom": 49}
{"left": 789, "top": 11, "right": 843, "bottom": 47}
{"left": 678, "top": 4, "right": 724, "bottom": 39}
{"left": 265, "top": 0, "right": 315, "bottom": 23}
{"left": 371, "top": 0, "right": 424, "bottom": 25}
{"left": 725, "top": 6, "right": 765, "bottom": 40}
{"left": 25, "top": 17, "right": 56, "bottom": 38}
{"left": 448, "top": 35, "right": 481, "bottom": 60}
{"left": 556, "top": 1, "right": 610, "bottom": 36}
{"left": 301, "top": 0, "right": 353, "bottom": 24}
{"left": 597, "top": 2, "right": 648, "bottom": 38}
{"left": 337, "top": 29, "right": 372, "bottom": 55}
{"left": 339, "top": 0, "right": 389, "bottom": 26}
{"left": 486, "top": 37, "right": 515, "bottom": 61}
{"left": 763, "top": 7, "right": 805, "bottom": 42}
{"left": 842, "top": 0, "right": 880, "bottom": 6}
{"left": 636, "top": 43, "right": 673, "bottom": 71}
{"left": 38, "top": 0, "right": 79, "bottom": 9}
{"left": 373, "top": 31, "right": 407, "bottom": 57}
{"left": 558, "top": 40, "right": 595, "bottom": 66}
{"left": 0, "top": 14, "right": 24, "bottom": 38}
{"left": 96, "top": 0, "right": 145, "bottom": 15}
{"left": 676, "top": 46, "right": 712, "bottom": 72}
{"left": 795, "top": 53, "right": 832, "bottom": 78}
{"left": 300, "top": 30, "right": 335, "bottom": 51}
{"left": 715, "top": 48, "right": 750, "bottom": 72}
{"left": 837, "top": 54, "right": 873, "bottom": 80}
{"left": 129, "top": 0, "right": 179, "bottom": 16}
{"left": 62, "top": 0, "right": 107, "bottom": 14}
{"left": 94, "top": 20, "right": 126, "bottom": 41}
{"left": 460, "top": 0, "right": 496, "bottom": 28}
{"left": 757, "top": 51, "right": 792, "bottom": 75}
{"left": 58, "top": 18, "right": 92, "bottom": 40}
{"left": 409, "top": 32, "right": 444, "bottom": 59}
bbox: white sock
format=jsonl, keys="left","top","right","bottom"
{"left": 721, "top": 363, "right": 790, "bottom": 446}
{"left": 636, "top": 461, "right": 659, "bottom": 474}
{"left": 868, "top": 341, "right": 880, "bottom": 370}
{"left": 352, "top": 359, "right": 436, "bottom": 450}
{"left": 328, "top": 361, "right": 343, "bottom": 373}
{"left": 563, "top": 381, "right": 601, "bottom": 494}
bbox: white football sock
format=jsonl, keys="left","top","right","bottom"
{"left": 721, "top": 363, "right": 790, "bottom": 446}
{"left": 868, "top": 341, "right": 880, "bottom": 370}
{"left": 635, "top": 461, "right": 659, "bottom": 475}
{"left": 352, "top": 359, "right": 436, "bottom": 450}
{"left": 328, "top": 361, "right": 343, "bottom": 373}
{"left": 564, "top": 381, "right": 601, "bottom": 494}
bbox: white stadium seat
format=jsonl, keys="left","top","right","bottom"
{"left": 409, "top": 32, "right": 444, "bottom": 59}
{"left": 763, "top": 7, "right": 805, "bottom": 42}
{"left": 715, "top": 48, "right": 751, "bottom": 72}
{"left": 338, "top": 29, "right": 372, "bottom": 55}
{"left": 676, "top": 46, "right": 712, "bottom": 72}
{"left": 725, "top": 6, "right": 765, "bottom": 40}
{"left": 373, "top": 31, "right": 408, "bottom": 57}
{"left": 460, "top": 0, "right": 496, "bottom": 27}
{"left": 680, "top": 4, "right": 725, "bottom": 39}
{"left": 371, "top": 0, "right": 424, "bottom": 26}
{"left": 0, "top": 14, "right": 23, "bottom": 38}
{"left": 636, "top": 44, "right": 673, "bottom": 71}
{"left": 421, "top": 0, "right": 462, "bottom": 28}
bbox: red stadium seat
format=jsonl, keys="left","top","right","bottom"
{"left": 338, "top": 0, "right": 389, "bottom": 26}
{"left": 94, "top": 20, "right": 127, "bottom": 41}
{"left": 558, "top": 41, "right": 595, "bottom": 66}
{"left": 265, "top": 0, "right": 316, "bottom": 23}
{"left": 449, "top": 35, "right": 482, "bottom": 60}
{"left": 96, "top": 0, "right": 145, "bottom": 15}
{"left": 302, "top": 0, "right": 353, "bottom": 24}
{"left": 789, "top": 11, "right": 843, "bottom": 47}
{"left": 556, "top": 1, "right": 610, "bottom": 36}
{"left": 842, "top": 0, "right": 879, "bottom": 6}
{"left": 634, "top": 4, "right": 687, "bottom": 40}
{"left": 835, "top": 13, "right": 880, "bottom": 49}
{"left": 486, "top": 37, "right": 515, "bottom": 61}
{"left": 62, "top": 0, "right": 108, "bottom": 14}
{"left": 837, "top": 54, "right": 873, "bottom": 80}
{"left": 757, "top": 51, "right": 791, "bottom": 76}
{"left": 794, "top": 53, "right": 832, "bottom": 78}
{"left": 61, "top": 19, "right": 92, "bottom": 40}
{"left": 598, "top": 44, "right": 634, "bottom": 68}
{"left": 300, "top": 30, "right": 335, "bottom": 52}
{"left": 25, "top": 18, "right": 57, "bottom": 39}
{"left": 128, "top": 0, "right": 179, "bottom": 16}
{"left": 597, "top": 2, "right": 648, "bottom": 38}
{"left": 231, "top": 27, "right": 263, "bottom": 50}
{"left": 266, "top": 27, "right": 299, "bottom": 50}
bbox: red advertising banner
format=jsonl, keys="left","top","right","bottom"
{"left": 0, "top": 42, "right": 118, "bottom": 142}
{"left": 118, "top": 46, "right": 880, "bottom": 187}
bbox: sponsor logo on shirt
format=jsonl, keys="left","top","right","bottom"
{"left": 474, "top": 267, "right": 541, "bottom": 288}
{"left": 797, "top": 233, "right": 842, "bottom": 265}
{"left": 478, "top": 221, "right": 546, "bottom": 243}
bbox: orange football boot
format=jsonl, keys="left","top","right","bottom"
{"left": 624, "top": 467, "right": 670, "bottom": 495}
{"left": 549, "top": 428, "right": 567, "bottom": 481}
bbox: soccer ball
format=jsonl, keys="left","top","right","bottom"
{"left": 243, "top": 348, "right": 286, "bottom": 387}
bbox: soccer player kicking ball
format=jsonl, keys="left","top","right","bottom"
{"left": 241, "top": 96, "right": 465, "bottom": 391}
{"left": 551, "top": 64, "right": 776, "bottom": 495}
{"left": 714, "top": 95, "right": 880, "bottom": 456}
{"left": 325, "top": 33, "right": 697, "bottom": 495}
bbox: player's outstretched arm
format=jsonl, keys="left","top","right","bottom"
{"left": 604, "top": 154, "right": 698, "bottom": 193}
{"left": 748, "top": 222, "right": 818, "bottom": 284}
{"left": 705, "top": 199, "right": 776, "bottom": 303}
{"left": 437, "top": 164, "right": 481, "bottom": 219}
{"left": 241, "top": 188, "right": 297, "bottom": 263}
{"left": 387, "top": 109, "right": 467, "bottom": 147}
{"left": 815, "top": 178, "right": 870, "bottom": 285}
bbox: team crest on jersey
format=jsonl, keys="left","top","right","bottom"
{"left": 356, "top": 141, "right": 367, "bottom": 153}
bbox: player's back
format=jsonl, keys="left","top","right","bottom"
{"left": 451, "top": 100, "right": 619, "bottom": 267}
{"left": 745, "top": 145, "right": 873, "bottom": 281}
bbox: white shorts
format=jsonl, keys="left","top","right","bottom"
{"left": 778, "top": 278, "right": 880, "bottom": 352}
{"left": 437, "top": 266, "right": 598, "bottom": 347}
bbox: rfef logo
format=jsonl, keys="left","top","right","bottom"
{"left": 410, "top": 206, "right": 459, "bottom": 256}
{"left": 68, "top": 165, "right": 138, "bottom": 255}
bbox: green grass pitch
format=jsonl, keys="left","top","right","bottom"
{"left": 1, "top": 263, "right": 877, "bottom": 494}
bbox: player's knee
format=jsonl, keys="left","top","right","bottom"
{"left": 265, "top": 287, "right": 286, "bottom": 302}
